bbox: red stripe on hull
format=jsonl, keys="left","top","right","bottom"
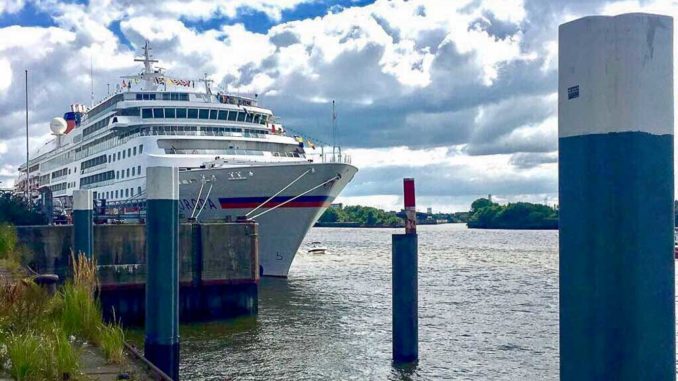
{"left": 220, "top": 201, "right": 331, "bottom": 209}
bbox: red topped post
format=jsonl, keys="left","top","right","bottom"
{"left": 403, "top": 178, "right": 416, "bottom": 234}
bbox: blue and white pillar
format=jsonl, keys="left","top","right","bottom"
{"left": 72, "top": 189, "right": 93, "bottom": 258}
{"left": 559, "top": 13, "right": 674, "bottom": 380}
{"left": 144, "top": 166, "right": 180, "bottom": 380}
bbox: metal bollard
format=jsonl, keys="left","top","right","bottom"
{"left": 144, "top": 167, "right": 180, "bottom": 380}
{"left": 559, "top": 13, "right": 675, "bottom": 380}
{"left": 392, "top": 178, "right": 418, "bottom": 364}
{"left": 72, "top": 189, "right": 93, "bottom": 258}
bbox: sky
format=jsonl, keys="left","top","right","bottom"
{"left": 0, "top": 0, "right": 676, "bottom": 212}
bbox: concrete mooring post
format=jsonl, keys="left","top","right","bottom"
{"left": 392, "top": 178, "right": 418, "bottom": 364}
{"left": 144, "top": 166, "right": 180, "bottom": 380}
{"left": 559, "top": 14, "right": 675, "bottom": 380}
{"left": 72, "top": 189, "right": 93, "bottom": 258}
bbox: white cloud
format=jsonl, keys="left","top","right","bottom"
{"left": 0, "top": 58, "right": 12, "bottom": 93}
{"left": 2, "top": 0, "right": 674, "bottom": 211}
{"left": 0, "top": 0, "right": 24, "bottom": 15}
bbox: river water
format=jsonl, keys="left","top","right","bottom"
{"left": 178, "top": 224, "right": 560, "bottom": 380}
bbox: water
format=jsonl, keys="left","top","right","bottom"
{"left": 178, "top": 224, "right": 560, "bottom": 380}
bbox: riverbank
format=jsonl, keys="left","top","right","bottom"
{"left": 0, "top": 225, "right": 162, "bottom": 380}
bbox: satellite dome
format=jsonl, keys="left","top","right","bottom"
{"left": 50, "top": 117, "right": 67, "bottom": 135}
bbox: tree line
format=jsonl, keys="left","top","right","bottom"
{"left": 466, "top": 198, "right": 558, "bottom": 229}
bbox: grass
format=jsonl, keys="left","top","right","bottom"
{"left": 0, "top": 240, "right": 127, "bottom": 379}
{"left": 0, "top": 224, "right": 21, "bottom": 275}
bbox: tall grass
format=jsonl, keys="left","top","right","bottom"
{"left": 0, "top": 245, "right": 127, "bottom": 379}
{"left": 0, "top": 224, "right": 20, "bottom": 274}
{"left": 99, "top": 323, "right": 125, "bottom": 364}
{"left": 0, "top": 224, "right": 16, "bottom": 260}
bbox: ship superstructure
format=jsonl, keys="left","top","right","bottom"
{"left": 16, "top": 43, "right": 357, "bottom": 276}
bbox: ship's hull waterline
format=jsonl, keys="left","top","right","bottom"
{"left": 179, "top": 162, "right": 357, "bottom": 277}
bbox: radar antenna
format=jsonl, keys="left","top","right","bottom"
{"left": 134, "top": 41, "right": 159, "bottom": 76}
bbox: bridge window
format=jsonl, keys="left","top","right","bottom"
{"left": 142, "top": 108, "right": 153, "bottom": 118}
{"left": 227, "top": 111, "right": 237, "bottom": 121}
{"left": 176, "top": 108, "right": 187, "bottom": 118}
{"left": 237, "top": 112, "right": 246, "bottom": 122}
{"left": 218, "top": 110, "right": 227, "bottom": 120}
{"left": 153, "top": 108, "right": 164, "bottom": 118}
{"left": 165, "top": 108, "right": 176, "bottom": 118}
{"left": 198, "top": 109, "right": 209, "bottom": 119}
{"left": 188, "top": 108, "right": 198, "bottom": 119}
{"left": 209, "top": 109, "right": 219, "bottom": 120}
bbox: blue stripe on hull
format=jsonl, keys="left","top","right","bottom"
{"left": 559, "top": 131, "right": 675, "bottom": 380}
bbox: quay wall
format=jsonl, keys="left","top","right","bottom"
{"left": 15, "top": 223, "right": 259, "bottom": 325}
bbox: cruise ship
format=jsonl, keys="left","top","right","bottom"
{"left": 15, "top": 43, "right": 357, "bottom": 277}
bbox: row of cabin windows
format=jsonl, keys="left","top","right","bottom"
{"left": 135, "top": 93, "right": 189, "bottom": 101}
{"left": 87, "top": 94, "right": 123, "bottom": 121}
{"left": 81, "top": 170, "right": 114, "bottom": 186}
{"left": 116, "top": 166, "right": 142, "bottom": 180}
{"left": 83, "top": 116, "right": 111, "bottom": 137}
{"left": 49, "top": 182, "right": 66, "bottom": 192}
{"left": 101, "top": 187, "right": 142, "bottom": 200}
{"left": 51, "top": 168, "right": 68, "bottom": 179}
{"left": 109, "top": 145, "right": 143, "bottom": 163}
{"left": 140, "top": 107, "right": 268, "bottom": 125}
{"left": 81, "top": 155, "right": 107, "bottom": 170}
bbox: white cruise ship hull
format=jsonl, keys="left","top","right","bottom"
{"left": 178, "top": 162, "right": 357, "bottom": 277}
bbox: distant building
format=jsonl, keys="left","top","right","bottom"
{"left": 427, "top": 207, "right": 432, "bottom": 215}
{"left": 330, "top": 203, "right": 343, "bottom": 209}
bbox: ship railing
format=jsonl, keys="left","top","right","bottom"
{"left": 319, "top": 152, "right": 352, "bottom": 164}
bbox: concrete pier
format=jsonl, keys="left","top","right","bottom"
{"left": 559, "top": 13, "right": 675, "bottom": 380}
{"left": 72, "top": 190, "right": 93, "bottom": 258}
{"left": 15, "top": 222, "right": 259, "bottom": 325}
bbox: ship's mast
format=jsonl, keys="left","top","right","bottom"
{"left": 132, "top": 41, "right": 159, "bottom": 90}
{"left": 332, "top": 100, "right": 336, "bottom": 160}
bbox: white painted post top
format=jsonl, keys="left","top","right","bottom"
{"left": 146, "top": 166, "right": 179, "bottom": 200}
{"left": 73, "top": 189, "right": 93, "bottom": 211}
{"left": 559, "top": 13, "right": 673, "bottom": 138}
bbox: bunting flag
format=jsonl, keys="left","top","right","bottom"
{"left": 294, "top": 136, "right": 304, "bottom": 143}
{"left": 308, "top": 140, "right": 316, "bottom": 149}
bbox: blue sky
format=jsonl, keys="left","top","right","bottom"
{"left": 0, "top": 0, "right": 676, "bottom": 211}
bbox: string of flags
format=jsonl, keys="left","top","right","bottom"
{"left": 293, "top": 135, "right": 316, "bottom": 149}
{"left": 154, "top": 77, "right": 195, "bottom": 87}
{"left": 120, "top": 77, "right": 196, "bottom": 88}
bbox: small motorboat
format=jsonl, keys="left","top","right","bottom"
{"left": 307, "top": 241, "right": 328, "bottom": 254}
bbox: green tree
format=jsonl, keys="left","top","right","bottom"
{"left": 0, "top": 194, "right": 45, "bottom": 226}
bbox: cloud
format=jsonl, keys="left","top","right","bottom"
{"left": 0, "top": 0, "right": 25, "bottom": 15}
{"left": 0, "top": 0, "right": 675, "bottom": 210}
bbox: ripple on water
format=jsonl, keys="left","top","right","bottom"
{"left": 180, "top": 224, "right": 560, "bottom": 380}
